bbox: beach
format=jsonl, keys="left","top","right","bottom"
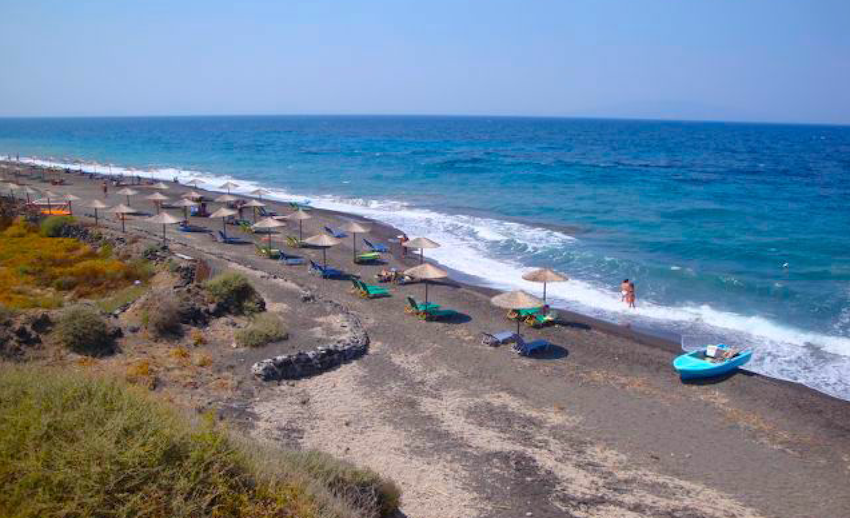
{"left": 3, "top": 162, "right": 850, "bottom": 518}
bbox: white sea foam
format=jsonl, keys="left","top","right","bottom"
{"left": 16, "top": 155, "right": 850, "bottom": 400}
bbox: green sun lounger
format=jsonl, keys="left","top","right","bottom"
{"left": 350, "top": 279, "right": 390, "bottom": 299}
{"left": 286, "top": 236, "right": 305, "bottom": 248}
{"left": 354, "top": 251, "right": 382, "bottom": 264}
{"left": 255, "top": 243, "right": 281, "bottom": 259}
{"left": 406, "top": 296, "right": 440, "bottom": 314}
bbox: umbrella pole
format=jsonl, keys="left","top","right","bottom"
{"left": 94, "top": 209, "right": 99, "bottom": 227}
{"left": 322, "top": 248, "right": 327, "bottom": 268}
{"left": 352, "top": 233, "right": 356, "bottom": 262}
{"left": 267, "top": 230, "right": 272, "bottom": 254}
{"left": 222, "top": 217, "right": 227, "bottom": 238}
{"left": 543, "top": 282, "right": 547, "bottom": 302}
{"left": 121, "top": 215, "right": 126, "bottom": 233}
{"left": 68, "top": 202, "right": 73, "bottom": 216}
{"left": 126, "top": 195, "right": 130, "bottom": 206}
{"left": 162, "top": 224, "right": 166, "bottom": 245}
{"left": 47, "top": 198, "right": 52, "bottom": 213}
{"left": 425, "top": 281, "right": 429, "bottom": 304}
{"left": 299, "top": 220, "right": 303, "bottom": 241}
{"left": 420, "top": 249, "right": 424, "bottom": 264}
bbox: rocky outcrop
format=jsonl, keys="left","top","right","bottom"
{"left": 251, "top": 306, "right": 369, "bottom": 382}
{"left": 0, "top": 311, "right": 52, "bottom": 360}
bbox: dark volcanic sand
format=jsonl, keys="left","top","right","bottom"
{"left": 5, "top": 163, "right": 850, "bottom": 518}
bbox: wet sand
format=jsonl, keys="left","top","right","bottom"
{"left": 4, "top": 162, "right": 850, "bottom": 518}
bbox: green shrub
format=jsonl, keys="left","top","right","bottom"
{"left": 96, "top": 283, "right": 148, "bottom": 313}
{"left": 54, "top": 306, "right": 114, "bottom": 356}
{"left": 204, "top": 272, "right": 264, "bottom": 315}
{"left": 235, "top": 313, "right": 288, "bottom": 347}
{"left": 144, "top": 298, "right": 183, "bottom": 338}
{"left": 39, "top": 215, "right": 76, "bottom": 237}
{"left": 0, "top": 366, "right": 401, "bottom": 518}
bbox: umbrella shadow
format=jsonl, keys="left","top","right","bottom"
{"left": 527, "top": 344, "right": 569, "bottom": 360}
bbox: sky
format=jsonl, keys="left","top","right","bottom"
{"left": 1, "top": 0, "right": 849, "bottom": 124}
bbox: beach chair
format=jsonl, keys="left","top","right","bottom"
{"left": 354, "top": 251, "right": 381, "bottom": 264}
{"left": 279, "top": 252, "right": 305, "bottom": 266}
{"left": 218, "top": 230, "right": 250, "bottom": 244}
{"left": 481, "top": 331, "right": 517, "bottom": 347}
{"left": 289, "top": 202, "right": 311, "bottom": 211}
{"left": 350, "top": 279, "right": 390, "bottom": 299}
{"left": 324, "top": 226, "right": 347, "bottom": 238}
{"left": 363, "top": 238, "right": 389, "bottom": 253}
{"left": 511, "top": 336, "right": 551, "bottom": 356}
{"left": 255, "top": 243, "right": 281, "bottom": 259}
{"left": 405, "top": 296, "right": 440, "bottom": 314}
{"left": 524, "top": 310, "right": 557, "bottom": 328}
{"left": 419, "top": 306, "right": 458, "bottom": 321}
{"left": 507, "top": 307, "right": 544, "bottom": 321}
{"left": 308, "top": 260, "right": 345, "bottom": 279}
{"left": 286, "top": 236, "right": 305, "bottom": 248}
{"left": 239, "top": 221, "right": 254, "bottom": 234}
{"left": 178, "top": 222, "right": 210, "bottom": 233}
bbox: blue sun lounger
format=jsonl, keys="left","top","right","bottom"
{"left": 481, "top": 331, "right": 517, "bottom": 346}
{"left": 280, "top": 252, "right": 304, "bottom": 266}
{"left": 363, "top": 238, "right": 389, "bottom": 253}
{"left": 324, "top": 226, "right": 347, "bottom": 238}
{"left": 218, "top": 230, "right": 250, "bottom": 244}
{"left": 511, "top": 336, "right": 551, "bottom": 356}
{"left": 309, "top": 259, "right": 345, "bottom": 279}
{"left": 179, "top": 222, "right": 210, "bottom": 233}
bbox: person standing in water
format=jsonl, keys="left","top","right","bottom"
{"left": 627, "top": 281, "right": 636, "bottom": 308}
{"left": 620, "top": 279, "right": 630, "bottom": 303}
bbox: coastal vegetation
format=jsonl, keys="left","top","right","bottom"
{"left": 53, "top": 306, "right": 115, "bottom": 356}
{"left": 204, "top": 271, "right": 264, "bottom": 314}
{"left": 236, "top": 312, "right": 289, "bottom": 347}
{"left": 0, "top": 217, "right": 152, "bottom": 309}
{"left": 0, "top": 366, "right": 401, "bottom": 518}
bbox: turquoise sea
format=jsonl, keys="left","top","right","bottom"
{"left": 2, "top": 115, "right": 849, "bottom": 400}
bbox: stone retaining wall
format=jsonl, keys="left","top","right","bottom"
{"left": 251, "top": 302, "right": 369, "bottom": 382}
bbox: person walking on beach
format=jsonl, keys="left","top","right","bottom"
{"left": 101, "top": 180, "right": 109, "bottom": 198}
{"left": 627, "top": 281, "right": 636, "bottom": 308}
{"left": 399, "top": 233, "right": 409, "bottom": 258}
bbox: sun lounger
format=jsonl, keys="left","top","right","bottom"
{"left": 324, "top": 226, "right": 347, "bottom": 238}
{"left": 354, "top": 251, "right": 381, "bottom": 264}
{"left": 178, "top": 222, "right": 210, "bottom": 233}
{"left": 363, "top": 238, "right": 389, "bottom": 253}
{"left": 481, "top": 331, "right": 517, "bottom": 347}
{"left": 524, "top": 311, "right": 556, "bottom": 328}
{"left": 279, "top": 252, "right": 304, "bottom": 266}
{"left": 218, "top": 230, "right": 250, "bottom": 244}
{"left": 511, "top": 336, "right": 551, "bottom": 356}
{"left": 286, "top": 236, "right": 305, "bottom": 248}
{"left": 405, "top": 296, "right": 440, "bottom": 314}
{"left": 350, "top": 279, "right": 390, "bottom": 299}
{"left": 309, "top": 259, "right": 345, "bottom": 279}
{"left": 255, "top": 243, "right": 281, "bottom": 259}
{"left": 289, "top": 202, "right": 311, "bottom": 211}
{"left": 405, "top": 296, "right": 456, "bottom": 320}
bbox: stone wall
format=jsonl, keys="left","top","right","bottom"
{"left": 251, "top": 303, "right": 369, "bottom": 382}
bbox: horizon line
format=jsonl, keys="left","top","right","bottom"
{"left": 0, "top": 112, "right": 848, "bottom": 128}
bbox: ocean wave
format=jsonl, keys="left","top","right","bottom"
{"left": 16, "top": 155, "right": 850, "bottom": 400}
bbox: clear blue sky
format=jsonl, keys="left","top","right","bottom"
{"left": 1, "top": 0, "right": 848, "bottom": 124}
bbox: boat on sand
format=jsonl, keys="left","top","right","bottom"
{"left": 673, "top": 344, "right": 752, "bottom": 381}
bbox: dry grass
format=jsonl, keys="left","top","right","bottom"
{"left": 0, "top": 218, "right": 152, "bottom": 309}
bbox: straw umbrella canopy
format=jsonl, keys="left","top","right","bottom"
{"left": 214, "top": 193, "right": 239, "bottom": 204}
{"left": 87, "top": 199, "right": 109, "bottom": 226}
{"left": 61, "top": 193, "right": 80, "bottom": 215}
{"left": 242, "top": 199, "right": 266, "bottom": 222}
{"left": 340, "top": 221, "right": 371, "bottom": 261}
{"left": 404, "top": 263, "right": 448, "bottom": 305}
{"left": 250, "top": 188, "right": 270, "bottom": 200}
{"left": 522, "top": 268, "right": 568, "bottom": 302}
{"left": 145, "top": 192, "right": 169, "bottom": 213}
{"left": 403, "top": 237, "right": 441, "bottom": 264}
{"left": 43, "top": 190, "right": 60, "bottom": 213}
{"left": 151, "top": 182, "right": 170, "bottom": 190}
{"left": 209, "top": 207, "right": 237, "bottom": 237}
{"left": 172, "top": 198, "right": 198, "bottom": 221}
{"left": 491, "top": 290, "right": 546, "bottom": 335}
{"left": 184, "top": 179, "right": 204, "bottom": 187}
{"left": 219, "top": 181, "right": 239, "bottom": 194}
{"left": 110, "top": 203, "right": 136, "bottom": 232}
{"left": 146, "top": 212, "right": 181, "bottom": 245}
{"left": 116, "top": 187, "right": 139, "bottom": 206}
{"left": 182, "top": 190, "right": 204, "bottom": 200}
{"left": 303, "top": 234, "right": 340, "bottom": 268}
{"left": 286, "top": 209, "right": 312, "bottom": 240}
{"left": 252, "top": 217, "right": 285, "bottom": 254}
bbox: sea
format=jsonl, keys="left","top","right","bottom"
{"left": 1, "top": 115, "right": 849, "bottom": 401}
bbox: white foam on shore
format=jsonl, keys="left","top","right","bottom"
{"left": 14, "top": 155, "right": 850, "bottom": 400}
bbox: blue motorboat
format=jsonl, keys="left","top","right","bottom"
{"left": 673, "top": 344, "right": 752, "bottom": 380}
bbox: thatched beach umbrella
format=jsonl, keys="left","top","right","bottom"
{"left": 209, "top": 207, "right": 237, "bottom": 237}
{"left": 243, "top": 199, "right": 266, "bottom": 222}
{"left": 61, "top": 193, "right": 80, "bottom": 215}
{"left": 340, "top": 221, "right": 371, "bottom": 261}
{"left": 145, "top": 192, "right": 169, "bottom": 214}
{"left": 5, "top": 183, "right": 17, "bottom": 199}
{"left": 151, "top": 182, "right": 170, "bottom": 191}
{"left": 110, "top": 203, "right": 135, "bottom": 233}
{"left": 522, "top": 268, "right": 568, "bottom": 302}
{"left": 491, "top": 290, "right": 545, "bottom": 335}
{"left": 182, "top": 190, "right": 204, "bottom": 200}
{"left": 404, "top": 263, "right": 448, "bottom": 305}
{"left": 214, "top": 193, "right": 239, "bottom": 204}
{"left": 403, "top": 237, "right": 441, "bottom": 264}
{"left": 304, "top": 233, "right": 340, "bottom": 268}
{"left": 116, "top": 187, "right": 139, "bottom": 206}
{"left": 286, "top": 209, "right": 312, "bottom": 240}
{"left": 172, "top": 198, "right": 198, "bottom": 222}
{"left": 87, "top": 200, "right": 109, "bottom": 226}
{"left": 20, "top": 186, "right": 38, "bottom": 204}
{"left": 147, "top": 212, "right": 181, "bottom": 245}
{"left": 250, "top": 188, "right": 270, "bottom": 200}
{"left": 184, "top": 179, "right": 204, "bottom": 188}
{"left": 219, "top": 181, "right": 240, "bottom": 194}
{"left": 43, "top": 190, "right": 60, "bottom": 213}
{"left": 252, "top": 217, "right": 285, "bottom": 254}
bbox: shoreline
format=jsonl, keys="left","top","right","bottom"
{"left": 4, "top": 160, "right": 850, "bottom": 517}
{"left": 5, "top": 157, "right": 849, "bottom": 404}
